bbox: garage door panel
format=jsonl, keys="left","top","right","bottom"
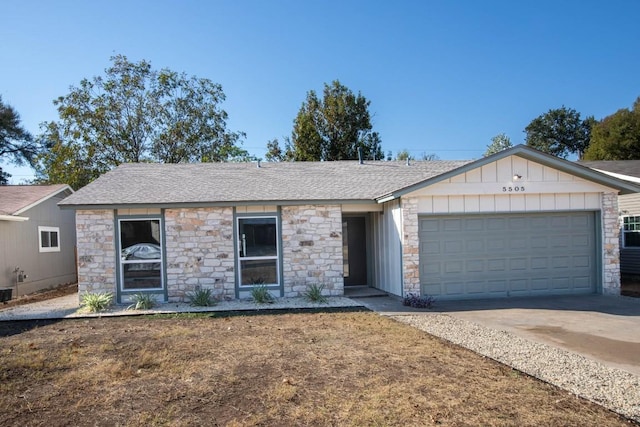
{"left": 573, "top": 255, "right": 591, "bottom": 268}
{"left": 444, "top": 219, "right": 462, "bottom": 231}
{"left": 552, "top": 256, "right": 570, "bottom": 268}
{"left": 531, "top": 257, "right": 548, "bottom": 269}
{"left": 551, "top": 216, "right": 570, "bottom": 228}
{"left": 509, "top": 258, "right": 527, "bottom": 270}
{"left": 466, "top": 281, "right": 486, "bottom": 294}
{"left": 487, "top": 280, "right": 507, "bottom": 293}
{"left": 488, "top": 259, "right": 506, "bottom": 271}
{"left": 574, "top": 277, "right": 593, "bottom": 290}
{"left": 444, "top": 240, "right": 463, "bottom": 253}
{"left": 550, "top": 236, "right": 570, "bottom": 248}
{"left": 466, "top": 239, "right": 484, "bottom": 252}
{"left": 422, "top": 241, "right": 440, "bottom": 254}
{"left": 420, "top": 219, "right": 439, "bottom": 232}
{"left": 420, "top": 212, "right": 597, "bottom": 300}
{"left": 487, "top": 239, "right": 506, "bottom": 251}
{"left": 445, "top": 261, "right": 464, "bottom": 274}
{"left": 510, "top": 279, "right": 528, "bottom": 291}
{"left": 466, "top": 260, "right": 484, "bottom": 273}
{"left": 531, "top": 278, "right": 550, "bottom": 290}
{"left": 552, "top": 277, "right": 571, "bottom": 289}
{"left": 444, "top": 282, "right": 465, "bottom": 295}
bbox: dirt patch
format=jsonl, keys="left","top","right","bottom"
{"left": 0, "top": 312, "right": 635, "bottom": 426}
{"left": 0, "top": 283, "right": 77, "bottom": 310}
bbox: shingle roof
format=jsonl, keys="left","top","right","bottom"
{"left": 59, "top": 160, "right": 472, "bottom": 207}
{"left": 0, "top": 184, "right": 72, "bottom": 215}
{"left": 578, "top": 161, "right": 640, "bottom": 179}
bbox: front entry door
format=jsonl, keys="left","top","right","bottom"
{"left": 343, "top": 216, "right": 367, "bottom": 286}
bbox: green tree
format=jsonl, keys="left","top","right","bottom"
{"left": 583, "top": 97, "right": 640, "bottom": 160}
{"left": 35, "top": 55, "right": 246, "bottom": 189}
{"left": 287, "top": 80, "right": 383, "bottom": 161}
{"left": 484, "top": 133, "right": 512, "bottom": 156}
{"left": 524, "top": 106, "right": 593, "bottom": 159}
{"left": 395, "top": 149, "right": 412, "bottom": 161}
{"left": 421, "top": 152, "right": 439, "bottom": 160}
{"left": 0, "top": 96, "right": 39, "bottom": 184}
{"left": 265, "top": 138, "right": 287, "bottom": 162}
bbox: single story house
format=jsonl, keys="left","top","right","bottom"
{"left": 59, "top": 145, "right": 640, "bottom": 304}
{"left": 579, "top": 160, "right": 640, "bottom": 276}
{"left": 0, "top": 184, "right": 77, "bottom": 297}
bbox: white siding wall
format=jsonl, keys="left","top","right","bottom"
{"left": 371, "top": 199, "right": 403, "bottom": 296}
{"left": 412, "top": 157, "right": 609, "bottom": 214}
{"left": 619, "top": 193, "right": 640, "bottom": 275}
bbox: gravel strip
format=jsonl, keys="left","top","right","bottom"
{"left": 0, "top": 295, "right": 364, "bottom": 321}
{"left": 392, "top": 312, "right": 640, "bottom": 423}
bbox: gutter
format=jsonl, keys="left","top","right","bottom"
{"left": 0, "top": 214, "right": 29, "bottom": 222}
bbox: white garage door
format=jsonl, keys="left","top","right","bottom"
{"left": 419, "top": 212, "right": 597, "bottom": 300}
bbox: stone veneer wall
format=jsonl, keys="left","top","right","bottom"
{"left": 280, "top": 205, "right": 344, "bottom": 297}
{"left": 76, "top": 210, "right": 116, "bottom": 300}
{"left": 400, "top": 197, "right": 420, "bottom": 296}
{"left": 602, "top": 192, "right": 621, "bottom": 295}
{"left": 164, "top": 207, "right": 235, "bottom": 302}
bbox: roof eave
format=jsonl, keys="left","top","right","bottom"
{"left": 380, "top": 145, "right": 640, "bottom": 200}
{"left": 16, "top": 185, "right": 74, "bottom": 215}
{"left": 59, "top": 198, "right": 378, "bottom": 210}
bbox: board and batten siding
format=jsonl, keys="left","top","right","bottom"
{"left": 370, "top": 199, "right": 403, "bottom": 296}
{"left": 619, "top": 193, "right": 640, "bottom": 275}
{"left": 410, "top": 156, "right": 610, "bottom": 213}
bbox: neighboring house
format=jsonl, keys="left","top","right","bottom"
{"left": 0, "top": 185, "right": 77, "bottom": 297}
{"left": 59, "top": 145, "right": 640, "bottom": 304}
{"left": 579, "top": 161, "right": 640, "bottom": 276}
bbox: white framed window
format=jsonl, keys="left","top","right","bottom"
{"left": 622, "top": 216, "right": 640, "bottom": 248}
{"left": 236, "top": 216, "right": 280, "bottom": 286}
{"left": 38, "top": 226, "right": 60, "bottom": 252}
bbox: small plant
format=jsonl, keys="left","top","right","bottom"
{"left": 402, "top": 293, "right": 435, "bottom": 309}
{"left": 81, "top": 292, "right": 113, "bottom": 312}
{"left": 303, "top": 283, "right": 328, "bottom": 304}
{"left": 187, "top": 287, "right": 216, "bottom": 307}
{"left": 251, "top": 284, "right": 274, "bottom": 304}
{"left": 128, "top": 293, "right": 157, "bottom": 310}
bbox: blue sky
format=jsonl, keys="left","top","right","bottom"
{"left": 2, "top": 0, "right": 639, "bottom": 183}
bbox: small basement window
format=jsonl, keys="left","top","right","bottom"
{"left": 39, "top": 226, "right": 60, "bottom": 252}
{"left": 622, "top": 216, "right": 640, "bottom": 248}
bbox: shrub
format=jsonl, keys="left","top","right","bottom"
{"left": 81, "top": 292, "right": 113, "bottom": 312}
{"left": 187, "top": 288, "right": 216, "bottom": 307}
{"left": 402, "top": 293, "right": 435, "bottom": 309}
{"left": 303, "top": 283, "right": 328, "bottom": 304}
{"left": 128, "top": 293, "right": 156, "bottom": 310}
{"left": 251, "top": 284, "right": 274, "bottom": 304}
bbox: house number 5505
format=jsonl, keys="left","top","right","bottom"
{"left": 502, "top": 186, "right": 525, "bottom": 192}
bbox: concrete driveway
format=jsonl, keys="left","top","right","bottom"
{"left": 356, "top": 294, "right": 640, "bottom": 376}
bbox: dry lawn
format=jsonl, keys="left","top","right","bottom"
{"left": 0, "top": 312, "right": 635, "bottom": 427}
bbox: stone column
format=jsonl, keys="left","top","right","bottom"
{"left": 401, "top": 197, "right": 420, "bottom": 295}
{"left": 601, "top": 192, "right": 621, "bottom": 295}
{"left": 76, "top": 209, "right": 116, "bottom": 301}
